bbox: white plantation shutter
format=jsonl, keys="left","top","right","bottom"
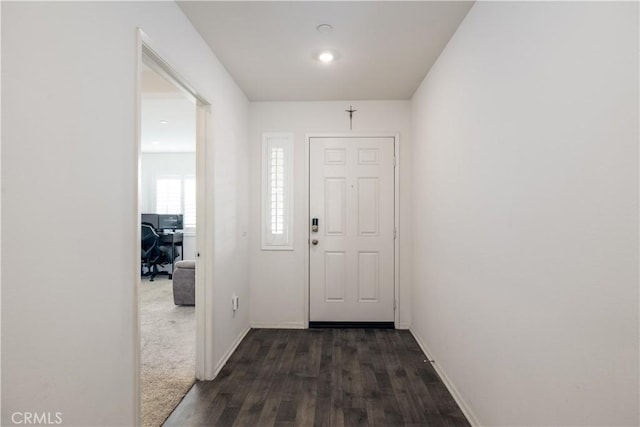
{"left": 184, "top": 176, "right": 196, "bottom": 228}
{"left": 262, "top": 133, "right": 293, "bottom": 250}
{"left": 156, "top": 176, "right": 182, "bottom": 214}
{"left": 155, "top": 175, "right": 196, "bottom": 230}
{"left": 270, "top": 147, "right": 285, "bottom": 235}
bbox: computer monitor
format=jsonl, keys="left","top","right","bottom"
{"left": 158, "top": 214, "right": 183, "bottom": 231}
{"left": 141, "top": 213, "right": 159, "bottom": 229}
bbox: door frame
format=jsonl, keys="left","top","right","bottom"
{"left": 304, "top": 133, "right": 401, "bottom": 328}
{"left": 134, "top": 29, "right": 212, "bottom": 424}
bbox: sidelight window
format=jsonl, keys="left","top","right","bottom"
{"left": 262, "top": 133, "right": 293, "bottom": 250}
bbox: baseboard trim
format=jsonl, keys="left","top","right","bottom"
{"left": 409, "top": 328, "right": 481, "bottom": 427}
{"left": 250, "top": 322, "right": 305, "bottom": 329}
{"left": 397, "top": 322, "right": 411, "bottom": 330}
{"left": 213, "top": 326, "right": 251, "bottom": 378}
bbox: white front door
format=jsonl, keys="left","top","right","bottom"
{"left": 309, "top": 137, "right": 395, "bottom": 323}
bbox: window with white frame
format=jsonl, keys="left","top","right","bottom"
{"left": 156, "top": 176, "right": 182, "bottom": 214}
{"left": 183, "top": 177, "right": 196, "bottom": 228}
{"left": 156, "top": 174, "right": 196, "bottom": 230}
{"left": 262, "top": 133, "right": 293, "bottom": 250}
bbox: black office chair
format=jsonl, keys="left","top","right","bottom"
{"left": 141, "top": 223, "right": 159, "bottom": 280}
{"left": 141, "top": 223, "right": 172, "bottom": 281}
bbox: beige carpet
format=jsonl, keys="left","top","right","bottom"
{"left": 139, "top": 277, "right": 195, "bottom": 427}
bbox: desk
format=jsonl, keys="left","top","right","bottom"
{"left": 158, "top": 231, "right": 183, "bottom": 278}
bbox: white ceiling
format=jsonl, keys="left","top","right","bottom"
{"left": 178, "top": 1, "right": 474, "bottom": 101}
{"left": 141, "top": 65, "right": 196, "bottom": 153}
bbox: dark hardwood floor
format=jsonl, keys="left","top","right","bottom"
{"left": 163, "top": 329, "right": 470, "bottom": 427}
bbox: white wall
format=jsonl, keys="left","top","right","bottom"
{"left": 1, "top": 2, "right": 249, "bottom": 426}
{"left": 249, "top": 101, "right": 412, "bottom": 328}
{"left": 410, "top": 2, "right": 639, "bottom": 426}
{"left": 141, "top": 153, "right": 196, "bottom": 263}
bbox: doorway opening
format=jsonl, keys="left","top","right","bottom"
{"left": 136, "top": 38, "right": 210, "bottom": 427}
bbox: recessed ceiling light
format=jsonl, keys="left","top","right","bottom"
{"left": 316, "top": 24, "right": 333, "bottom": 33}
{"left": 159, "top": 120, "right": 168, "bottom": 124}
{"left": 318, "top": 51, "right": 334, "bottom": 63}
{"left": 152, "top": 141, "right": 160, "bottom": 145}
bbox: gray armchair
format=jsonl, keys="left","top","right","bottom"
{"left": 173, "top": 260, "right": 195, "bottom": 305}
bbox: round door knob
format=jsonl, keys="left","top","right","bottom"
{"left": 312, "top": 239, "right": 319, "bottom": 245}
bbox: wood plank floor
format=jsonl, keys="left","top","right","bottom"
{"left": 164, "top": 329, "right": 470, "bottom": 427}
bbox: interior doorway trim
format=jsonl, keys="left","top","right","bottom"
{"left": 304, "top": 132, "right": 401, "bottom": 329}
{"left": 135, "top": 29, "right": 211, "bottom": 425}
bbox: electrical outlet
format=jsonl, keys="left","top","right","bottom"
{"left": 232, "top": 295, "right": 239, "bottom": 311}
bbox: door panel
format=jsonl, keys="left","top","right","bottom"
{"left": 325, "top": 178, "right": 347, "bottom": 235}
{"left": 309, "top": 137, "right": 395, "bottom": 322}
{"left": 358, "top": 177, "right": 379, "bottom": 235}
{"left": 358, "top": 252, "right": 379, "bottom": 302}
